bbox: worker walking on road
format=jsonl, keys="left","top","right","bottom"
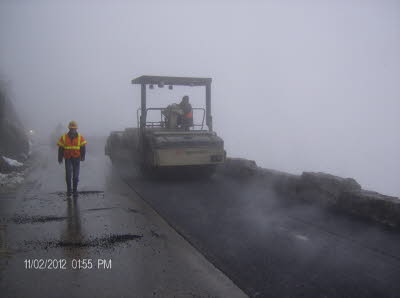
{"left": 57, "top": 121, "right": 87, "bottom": 197}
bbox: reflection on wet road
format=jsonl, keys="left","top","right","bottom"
{"left": 62, "top": 197, "right": 84, "bottom": 259}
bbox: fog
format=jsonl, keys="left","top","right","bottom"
{"left": 0, "top": 0, "right": 399, "bottom": 197}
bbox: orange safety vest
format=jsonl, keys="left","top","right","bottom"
{"left": 57, "top": 133, "right": 87, "bottom": 159}
{"left": 184, "top": 111, "right": 193, "bottom": 119}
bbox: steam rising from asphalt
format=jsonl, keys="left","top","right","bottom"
{"left": 114, "top": 159, "right": 400, "bottom": 298}
{"left": 0, "top": 0, "right": 399, "bottom": 196}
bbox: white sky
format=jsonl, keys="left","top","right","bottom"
{"left": 0, "top": 0, "right": 399, "bottom": 196}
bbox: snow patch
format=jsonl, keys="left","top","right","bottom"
{"left": 0, "top": 172, "right": 25, "bottom": 188}
{"left": 2, "top": 156, "right": 23, "bottom": 167}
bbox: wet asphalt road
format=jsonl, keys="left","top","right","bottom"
{"left": 0, "top": 140, "right": 246, "bottom": 298}
{"left": 115, "top": 160, "right": 400, "bottom": 297}
{"left": 1, "top": 138, "right": 400, "bottom": 298}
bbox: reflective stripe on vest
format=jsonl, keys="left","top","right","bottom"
{"left": 62, "top": 134, "right": 82, "bottom": 149}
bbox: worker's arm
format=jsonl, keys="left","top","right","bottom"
{"left": 57, "top": 135, "right": 65, "bottom": 164}
{"left": 58, "top": 147, "right": 64, "bottom": 164}
{"left": 80, "top": 145, "right": 86, "bottom": 161}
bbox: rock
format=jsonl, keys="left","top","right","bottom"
{"left": 0, "top": 81, "right": 29, "bottom": 161}
{"left": 218, "top": 158, "right": 257, "bottom": 178}
{"left": 297, "top": 172, "right": 362, "bottom": 205}
{"left": 258, "top": 168, "right": 300, "bottom": 196}
{"left": 338, "top": 190, "right": 400, "bottom": 228}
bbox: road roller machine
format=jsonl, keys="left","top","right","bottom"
{"left": 105, "top": 75, "right": 226, "bottom": 176}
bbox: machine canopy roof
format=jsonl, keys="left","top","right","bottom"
{"left": 131, "top": 75, "right": 212, "bottom": 86}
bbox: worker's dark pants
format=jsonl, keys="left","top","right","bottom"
{"left": 65, "top": 158, "right": 80, "bottom": 192}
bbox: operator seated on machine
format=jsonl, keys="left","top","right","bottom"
{"left": 162, "top": 95, "right": 194, "bottom": 130}
{"left": 177, "top": 95, "right": 193, "bottom": 130}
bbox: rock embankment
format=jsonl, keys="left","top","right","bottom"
{"left": 0, "top": 80, "right": 29, "bottom": 162}
{"left": 0, "top": 80, "right": 30, "bottom": 191}
{"left": 219, "top": 158, "right": 400, "bottom": 229}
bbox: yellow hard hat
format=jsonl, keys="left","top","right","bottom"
{"left": 68, "top": 121, "right": 78, "bottom": 129}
